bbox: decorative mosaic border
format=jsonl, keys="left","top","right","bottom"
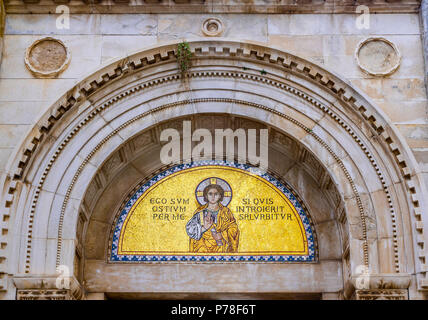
{"left": 110, "top": 160, "right": 316, "bottom": 263}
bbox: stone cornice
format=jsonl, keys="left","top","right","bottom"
{"left": 4, "top": 0, "right": 422, "bottom": 14}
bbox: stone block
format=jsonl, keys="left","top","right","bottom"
{"left": 375, "top": 100, "right": 427, "bottom": 124}
{"left": 0, "top": 102, "right": 46, "bottom": 125}
{"left": 45, "top": 193, "right": 64, "bottom": 239}
{"left": 101, "top": 35, "right": 157, "bottom": 61}
{"left": 268, "top": 35, "right": 324, "bottom": 60}
{"left": 0, "top": 148, "right": 13, "bottom": 171}
{"left": 369, "top": 189, "right": 394, "bottom": 240}
{"left": 382, "top": 79, "right": 426, "bottom": 101}
{"left": 315, "top": 220, "right": 342, "bottom": 260}
{"left": 85, "top": 292, "right": 106, "bottom": 300}
{"left": 1, "top": 35, "right": 103, "bottom": 79}
{"left": 323, "top": 55, "right": 362, "bottom": 79}
{"left": 62, "top": 198, "right": 81, "bottom": 240}
{"left": 85, "top": 220, "right": 109, "bottom": 259}
{"left": 32, "top": 190, "right": 55, "bottom": 239}
{"left": 288, "top": 14, "right": 334, "bottom": 35}
{"left": 29, "top": 237, "right": 51, "bottom": 274}
{"left": 0, "top": 125, "right": 30, "bottom": 148}
{"left": 45, "top": 239, "right": 58, "bottom": 274}
{"left": 0, "top": 78, "right": 75, "bottom": 102}
{"left": 5, "top": 14, "right": 101, "bottom": 35}
{"left": 84, "top": 260, "right": 343, "bottom": 293}
{"left": 377, "top": 238, "right": 399, "bottom": 273}
{"left": 323, "top": 35, "right": 363, "bottom": 57}
{"left": 283, "top": 165, "right": 337, "bottom": 224}
{"left": 59, "top": 35, "right": 103, "bottom": 58}
{"left": 90, "top": 165, "right": 142, "bottom": 224}
{"left": 267, "top": 15, "right": 291, "bottom": 35}
{"left": 59, "top": 239, "right": 75, "bottom": 273}
{"left": 396, "top": 125, "right": 428, "bottom": 149}
{"left": 158, "top": 14, "right": 268, "bottom": 42}
{"left": 99, "top": 14, "right": 157, "bottom": 35}
{"left": 350, "top": 79, "right": 384, "bottom": 100}
{"left": 332, "top": 14, "right": 420, "bottom": 35}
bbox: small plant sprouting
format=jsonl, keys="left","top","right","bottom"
{"left": 177, "top": 41, "right": 192, "bottom": 73}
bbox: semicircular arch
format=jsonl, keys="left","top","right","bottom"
{"left": 2, "top": 40, "right": 426, "bottom": 297}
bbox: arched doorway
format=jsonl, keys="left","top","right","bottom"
{"left": 82, "top": 114, "right": 340, "bottom": 299}
{"left": 4, "top": 40, "right": 426, "bottom": 300}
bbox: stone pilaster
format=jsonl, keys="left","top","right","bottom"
{"left": 13, "top": 275, "right": 84, "bottom": 300}
{"left": 344, "top": 273, "right": 411, "bottom": 300}
{"left": 0, "top": 0, "right": 7, "bottom": 287}
{"left": 0, "top": 0, "right": 4, "bottom": 67}
{"left": 421, "top": 0, "right": 428, "bottom": 122}
{"left": 417, "top": 0, "right": 428, "bottom": 292}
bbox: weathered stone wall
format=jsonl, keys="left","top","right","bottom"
{"left": 0, "top": 9, "right": 427, "bottom": 299}
{"left": 0, "top": 0, "right": 7, "bottom": 298}
{"left": 0, "top": 13, "right": 426, "bottom": 189}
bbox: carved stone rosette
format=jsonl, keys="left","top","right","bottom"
{"left": 24, "top": 37, "right": 71, "bottom": 78}
{"left": 355, "top": 37, "right": 401, "bottom": 77}
{"left": 201, "top": 17, "right": 224, "bottom": 37}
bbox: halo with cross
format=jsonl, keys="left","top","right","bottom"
{"left": 195, "top": 177, "right": 232, "bottom": 207}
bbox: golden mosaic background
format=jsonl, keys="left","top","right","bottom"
{"left": 118, "top": 166, "right": 308, "bottom": 255}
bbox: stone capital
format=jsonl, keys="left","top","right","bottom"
{"left": 344, "top": 273, "right": 411, "bottom": 300}
{"left": 12, "top": 275, "right": 84, "bottom": 300}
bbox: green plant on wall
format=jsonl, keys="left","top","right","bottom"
{"left": 177, "top": 41, "right": 192, "bottom": 73}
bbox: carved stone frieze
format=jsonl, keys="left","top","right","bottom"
{"left": 17, "top": 289, "right": 72, "bottom": 300}
{"left": 4, "top": 0, "right": 421, "bottom": 14}
{"left": 355, "top": 289, "right": 408, "bottom": 300}
{"left": 13, "top": 275, "right": 84, "bottom": 300}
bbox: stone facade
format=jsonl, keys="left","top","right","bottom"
{"left": 0, "top": 1, "right": 427, "bottom": 300}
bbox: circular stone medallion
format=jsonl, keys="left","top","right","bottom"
{"left": 201, "top": 18, "right": 224, "bottom": 37}
{"left": 355, "top": 37, "right": 400, "bottom": 76}
{"left": 25, "top": 37, "right": 71, "bottom": 78}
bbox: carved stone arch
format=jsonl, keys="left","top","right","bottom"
{"left": 1, "top": 40, "right": 426, "bottom": 299}
{"left": 81, "top": 115, "right": 347, "bottom": 297}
